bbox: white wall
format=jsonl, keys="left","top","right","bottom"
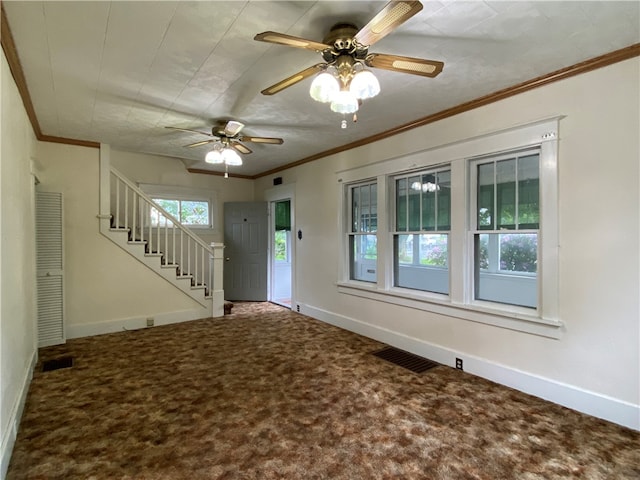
{"left": 255, "top": 58, "right": 640, "bottom": 428}
{"left": 0, "top": 52, "right": 38, "bottom": 477}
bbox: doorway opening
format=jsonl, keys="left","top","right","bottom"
{"left": 271, "top": 199, "right": 292, "bottom": 308}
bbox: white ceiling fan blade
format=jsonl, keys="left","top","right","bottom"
{"left": 224, "top": 121, "right": 245, "bottom": 137}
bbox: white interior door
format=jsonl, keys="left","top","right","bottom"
{"left": 223, "top": 202, "right": 268, "bottom": 301}
{"left": 36, "top": 191, "right": 65, "bottom": 347}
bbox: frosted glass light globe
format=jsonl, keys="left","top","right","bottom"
{"left": 309, "top": 72, "right": 340, "bottom": 103}
{"left": 205, "top": 149, "right": 223, "bottom": 164}
{"left": 330, "top": 90, "right": 359, "bottom": 114}
{"left": 222, "top": 148, "right": 242, "bottom": 166}
{"left": 350, "top": 70, "right": 380, "bottom": 100}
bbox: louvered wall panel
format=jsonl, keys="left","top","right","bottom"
{"left": 36, "top": 191, "right": 65, "bottom": 347}
{"left": 37, "top": 276, "right": 64, "bottom": 343}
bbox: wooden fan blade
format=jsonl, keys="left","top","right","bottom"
{"left": 239, "top": 136, "right": 284, "bottom": 145}
{"left": 166, "top": 126, "right": 213, "bottom": 137}
{"left": 354, "top": 1, "right": 423, "bottom": 47}
{"left": 231, "top": 141, "right": 252, "bottom": 155}
{"left": 224, "top": 120, "right": 244, "bottom": 137}
{"left": 261, "top": 63, "right": 325, "bottom": 96}
{"left": 365, "top": 53, "right": 443, "bottom": 77}
{"left": 184, "top": 139, "right": 216, "bottom": 148}
{"left": 254, "top": 31, "right": 330, "bottom": 52}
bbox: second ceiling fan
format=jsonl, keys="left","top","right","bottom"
{"left": 254, "top": 0, "right": 443, "bottom": 117}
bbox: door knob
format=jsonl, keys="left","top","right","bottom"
{"left": 225, "top": 257, "right": 230, "bottom": 261}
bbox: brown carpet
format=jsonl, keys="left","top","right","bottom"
{"left": 7, "top": 302, "right": 639, "bottom": 479}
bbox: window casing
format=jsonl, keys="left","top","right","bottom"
{"left": 337, "top": 118, "right": 561, "bottom": 338}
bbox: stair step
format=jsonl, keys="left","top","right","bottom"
{"left": 161, "top": 263, "right": 179, "bottom": 269}
{"left": 128, "top": 240, "right": 147, "bottom": 245}
{"left": 110, "top": 227, "right": 130, "bottom": 232}
{"left": 144, "top": 253, "right": 163, "bottom": 258}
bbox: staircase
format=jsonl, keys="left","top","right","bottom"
{"left": 98, "top": 163, "right": 225, "bottom": 317}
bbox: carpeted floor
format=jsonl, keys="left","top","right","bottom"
{"left": 7, "top": 302, "right": 639, "bottom": 479}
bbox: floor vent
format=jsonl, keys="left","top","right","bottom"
{"left": 372, "top": 347, "right": 439, "bottom": 373}
{"left": 42, "top": 356, "right": 73, "bottom": 372}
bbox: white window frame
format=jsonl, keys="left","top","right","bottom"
{"left": 336, "top": 117, "right": 562, "bottom": 338}
{"left": 346, "top": 180, "right": 378, "bottom": 284}
{"left": 139, "top": 183, "right": 216, "bottom": 231}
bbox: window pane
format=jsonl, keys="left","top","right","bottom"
{"left": 350, "top": 234, "right": 377, "bottom": 282}
{"left": 351, "top": 186, "right": 360, "bottom": 233}
{"left": 396, "top": 178, "right": 407, "bottom": 231}
{"left": 437, "top": 170, "right": 451, "bottom": 230}
{"left": 181, "top": 201, "right": 209, "bottom": 225}
{"left": 369, "top": 184, "right": 377, "bottom": 231}
{"left": 475, "top": 233, "right": 537, "bottom": 308}
{"left": 518, "top": 154, "right": 540, "bottom": 229}
{"left": 274, "top": 230, "right": 288, "bottom": 262}
{"left": 396, "top": 234, "right": 414, "bottom": 264}
{"left": 419, "top": 234, "right": 448, "bottom": 267}
{"left": 500, "top": 233, "right": 537, "bottom": 273}
{"left": 359, "top": 185, "right": 370, "bottom": 231}
{"left": 421, "top": 173, "right": 436, "bottom": 231}
{"left": 394, "top": 234, "right": 449, "bottom": 294}
{"left": 477, "top": 163, "right": 494, "bottom": 229}
{"left": 496, "top": 159, "right": 516, "bottom": 229}
{"left": 151, "top": 199, "right": 178, "bottom": 227}
{"left": 154, "top": 199, "right": 179, "bottom": 218}
{"left": 408, "top": 176, "right": 421, "bottom": 231}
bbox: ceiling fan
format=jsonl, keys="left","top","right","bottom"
{"left": 254, "top": 0, "right": 443, "bottom": 118}
{"left": 166, "top": 120, "right": 284, "bottom": 154}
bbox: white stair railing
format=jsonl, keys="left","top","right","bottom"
{"left": 109, "top": 167, "right": 214, "bottom": 294}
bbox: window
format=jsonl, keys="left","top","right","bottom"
{"left": 151, "top": 198, "right": 209, "bottom": 227}
{"left": 471, "top": 150, "right": 540, "bottom": 308}
{"left": 139, "top": 183, "right": 216, "bottom": 230}
{"left": 394, "top": 168, "right": 451, "bottom": 294}
{"left": 337, "top": 118, "right": 561, "bottom": 337}
{"left": 274, "top": 200, "right": 291, "bottom": 263}
{"left": 348, "top": 181, "right": 377, "bottom": 282}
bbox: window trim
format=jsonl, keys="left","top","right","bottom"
{"left": 336, "top": 117, "right": 562, "bottom": 338}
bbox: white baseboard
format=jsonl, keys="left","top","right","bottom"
{"left": 66, "top": 307, "right": 211, "bottom": 339}
{"left": 1, "top": 350, "right": 37, "bottom": 480}
{"left": 300, "top": 303, "right": 640, "bottom": 431}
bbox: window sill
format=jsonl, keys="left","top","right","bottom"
{"left": 336, "top": 281, "right": 563, "bottom": 339}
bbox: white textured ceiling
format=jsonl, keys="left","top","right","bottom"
{"left": 3, "top": 1, "right": 639, "bottom": 177}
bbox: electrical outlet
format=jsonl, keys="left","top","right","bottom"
{"left": 455, "top": 358, "right": 463, "bottom": 370}
{"left": 146, "top": 317, "right": 154, "bottom": 327}
{"left": 296, "top": 304, "right": 300, "bottom": 313}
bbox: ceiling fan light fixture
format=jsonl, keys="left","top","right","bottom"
{"left": 350, "top": 69, "right": 380, "bottom": 100}
{"left": 309, "top": 71, "right": 340, "bottom": 103}
{"left": 330, "top": 89, "right": 359, "bottom": 114}
{"left": 205, "top": 149, "right": 223, "bottom": 164}
{"left": 222, "top": 148, "right": 243, "bottom": 166}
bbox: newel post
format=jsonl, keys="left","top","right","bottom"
{"left": 210, "top": 242, "right": 225, "bottom": 317}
